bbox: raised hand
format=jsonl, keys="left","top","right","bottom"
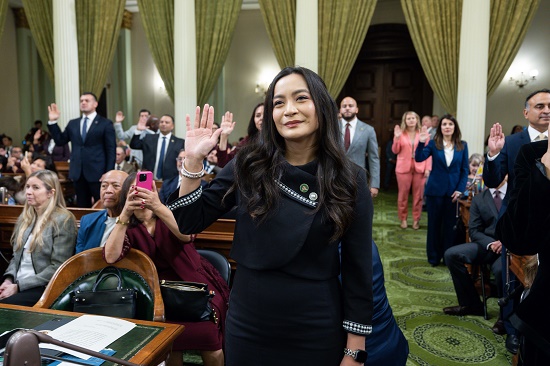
{"left": 419, "top": 126, "right": 429, "bottom": 143}
{"left": 394, "top": 124, "right": 403, "bottom": 138}
{"left": 33, "top": 129, "right": 42, "bottom": 143}
{"left": 487, "top": 123, "right": 505, "bottom": 157}
{"left": 115, "top": 111, "right": 125, "bottom": 123}
{"left": 185, "top": 104, "right": 223, "bottom": 163}
{"left": 220, "top": 111, "right": 236, "bottom": 137}
{"left": 48, "top": 103, "right": 60, "bottom": 121}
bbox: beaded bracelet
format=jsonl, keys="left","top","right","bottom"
{"left": 180, "top": 158, "right": 205, "bottom": 179}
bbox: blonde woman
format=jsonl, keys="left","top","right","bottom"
{"left": 392, "top": 111, "right": 432, "bottom": 230}
{"left": 0, "top": 170, "right": 76, "bottom": 305}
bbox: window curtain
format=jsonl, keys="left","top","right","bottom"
{"left": 21, "top": 0, "right": 54, "bottom": 84}
{"left": 258, "top": 0, "right": 295, "bottom": 69}
{"left": 75, "top": 0, "right": 125, "bottom": 97}
{"left": 487, "top": 0, "right": 540, "bottom": 97}
{"left": 318, "top": 0, "right": 376, "bottom": 98}
{"left": 0, "top": 0, "right": 8, "bottom": 42}
{"left": 138, "top": 0, "right": 174, "bottom": 101}
{"left": 401, "top": 0, "right": 462, "bottom": 115}
{"left": 195, "top": 0, "right": 242, "bottom": 106}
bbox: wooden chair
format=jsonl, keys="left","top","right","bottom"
{"left": 34, "top": 247, "right": 165, "bottom": 322}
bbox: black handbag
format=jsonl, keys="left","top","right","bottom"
{"left": 160, "top": 280, "right": 216, "bottom": 323}
{"left": 72, "top": 266, "right": 137, "bottom": 318}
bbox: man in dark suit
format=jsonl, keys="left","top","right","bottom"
{"left": 443, "top": 179, "right": 505, "bottom": 317}
{"left": 130, "top": 114, "right": 184, "bottom": 181}
{"left": 340, "top": 97, "right": 380, "bottom": 197}
{"left": 497, "top": 136, "right": 550, "bottom": 365}
{"left": 483, "top": 88, "right": 550, "bottom": 353}
{"left": 47, "top": 93, "right": 117, "bottom": 207}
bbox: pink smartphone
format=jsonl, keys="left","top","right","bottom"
{"left": 136, "top": 171, "right": 154, "bottom": 191}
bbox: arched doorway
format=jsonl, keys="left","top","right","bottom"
{"left": 338, "top": 24, "right": 433, "bottom": 189}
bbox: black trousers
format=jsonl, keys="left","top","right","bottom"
{"left": 74, "top": 176, "right": 100, "bottom": 208}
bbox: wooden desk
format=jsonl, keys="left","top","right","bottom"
{"left": 0, "top": 206, "right": 236, "bottom": 275}
{"left": 0, "top": 303, "right": 183, "bottom": 365}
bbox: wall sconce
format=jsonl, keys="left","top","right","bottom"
{"left": 255, "top": 82, "right": 268, "bottom": 96}
{"left": 509, "top": 69, "right": 538, "bottom": 89}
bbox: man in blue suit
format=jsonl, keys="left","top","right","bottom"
{"left": 483, "top": 88, "right": 550, "bottom": 354}
{"left": 48, "top": 93, "right": 117, "bottom": 207}
{"left": 76, "top": 170, "right": 128, "bottom": 253}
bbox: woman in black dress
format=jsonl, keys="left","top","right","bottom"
{"left": 165, "top": 67, "right": 373, "bottom": 365}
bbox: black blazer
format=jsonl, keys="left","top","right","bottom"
{"left": 168, "top": 159, "right": 374, "bottom": 332}
{"left": 48, "top": 115, "right": 116, "bottom": 182}
{"left": 130, "top": 133, "right": 184, "bottom": 180}
{"left": 496, "top": 140, "right": 550, "bottom": 349}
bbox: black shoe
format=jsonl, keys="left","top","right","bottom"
{"left": 491, "top": 319, "right": 506, "bottom": 335}
{"left": 443, "top": 305, "right": 484, "bottom": 316}
{"left": 505, "top": 334, "right": 519, "bottom": 354}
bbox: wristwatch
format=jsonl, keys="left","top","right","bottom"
{"left": 344, "top": 348, "right": 368, "bottom": 363}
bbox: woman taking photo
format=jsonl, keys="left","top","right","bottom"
{"left": 415, "top": 115, "right": 469, "bottom": 266}
{"left": 165, "top": 67, "right": 373, "bottom": 365}
{"left": 104, "top": 173, "right": 229, "bottom": 366}
{"left": 392, "top": 111, "right": 431, "bottom": 230}
{"left": 0, "top": 170, "right": 76, "bottom": 305}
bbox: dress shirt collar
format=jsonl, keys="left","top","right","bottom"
{"left": 528, "top": 125, "right": 548, "bottom": 142}
{"left": 489, "top": 182, "right": 507, "bottom": 197}
{"left": 159, "top": 132, "right": 172, "bottom": 141}
{"left": 83, "top": 111, "right": 97, "bottom": 121}
{"left": 341, "top": 117, "right": 358, "bottom": 129}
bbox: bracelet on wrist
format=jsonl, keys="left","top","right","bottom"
{"left": 180, "top": 158, "right": 205, "bottom": 179}
{"left": 115, "top": 216, "right": 130, "bottom": 225}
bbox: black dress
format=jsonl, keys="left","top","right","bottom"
{"left": 168, "top": 159, "right": 373, "bottom": 365}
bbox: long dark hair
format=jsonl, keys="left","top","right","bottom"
{"left": 434, "top": 114, "right": 464, "bottom": 151}
{"left": 232, "top": 66, "right": 357, "bottom": 240}
{"left": 247, "top": 103, "right": 263, "bottom": 140}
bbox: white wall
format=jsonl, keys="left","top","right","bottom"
{"left": 223, "top": 9, "right": 279, "bottom": 143}
{"left": 486, "top": 0, "right": 550, "bottom": 136}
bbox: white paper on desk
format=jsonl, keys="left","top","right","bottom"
{"left": 40, "top": 315, "right": 135, "bottom": 360}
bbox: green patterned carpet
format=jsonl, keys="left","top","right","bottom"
{"left": 374, "top": 189, "right": 512, "bottom": 365}
{"left": 185, "top": 189, "right": 512, "bottom": 365}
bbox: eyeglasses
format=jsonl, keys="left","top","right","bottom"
{"left": 176, "top": 158, "right": 184, "bottom": 162}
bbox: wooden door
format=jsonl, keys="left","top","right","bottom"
{"left": 337, "top": 24, "right": 433, "bottom": 189}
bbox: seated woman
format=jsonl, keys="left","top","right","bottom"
{"left": 103, "top": 173, "right": 229, "bottom": 366}
{"left": 0, "top": 170, "right": 77, "bottom": 306}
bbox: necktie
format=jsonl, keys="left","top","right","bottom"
{"left": 156, "top": 137, "right": 166, "bottom": 180}
{"left": 81, "top": 117, "right": 88, "bottom": 142}
{"left": 493, "top": 190, "right": 502, "bottom": 212}
{"left": 344, "top": 123, "right": 351, "bottom": 151}
{"left": 116, "top": 164, "right": 121, "bottom": 170}
{"left": 535, "top": 133, "right": 548, "bottom": 141}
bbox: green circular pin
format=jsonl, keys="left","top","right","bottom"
{"left": 300, "top": 183, "right": 309, "bottom": 193}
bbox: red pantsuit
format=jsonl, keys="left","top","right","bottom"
{"left": 392, "top": 133, "right": 431, "bottom": 222}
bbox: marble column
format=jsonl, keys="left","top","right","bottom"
{"left": 456, "top": 0, "right": 490, "bottom": 155}
{"left": 53, "top": 0, "right": 80, "bottom": 128}
{"left": 295, "top": 0, "right": 318, "bottom": 73}
{"left": 173, "top": 0, "right": 197, "bottom": 136}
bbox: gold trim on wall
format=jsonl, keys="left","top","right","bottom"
{"left": 122, "top": 9, "right": 132, "bottom": 29}
{"left": 12, "top": 8, "right": 29, "bottom": 29}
